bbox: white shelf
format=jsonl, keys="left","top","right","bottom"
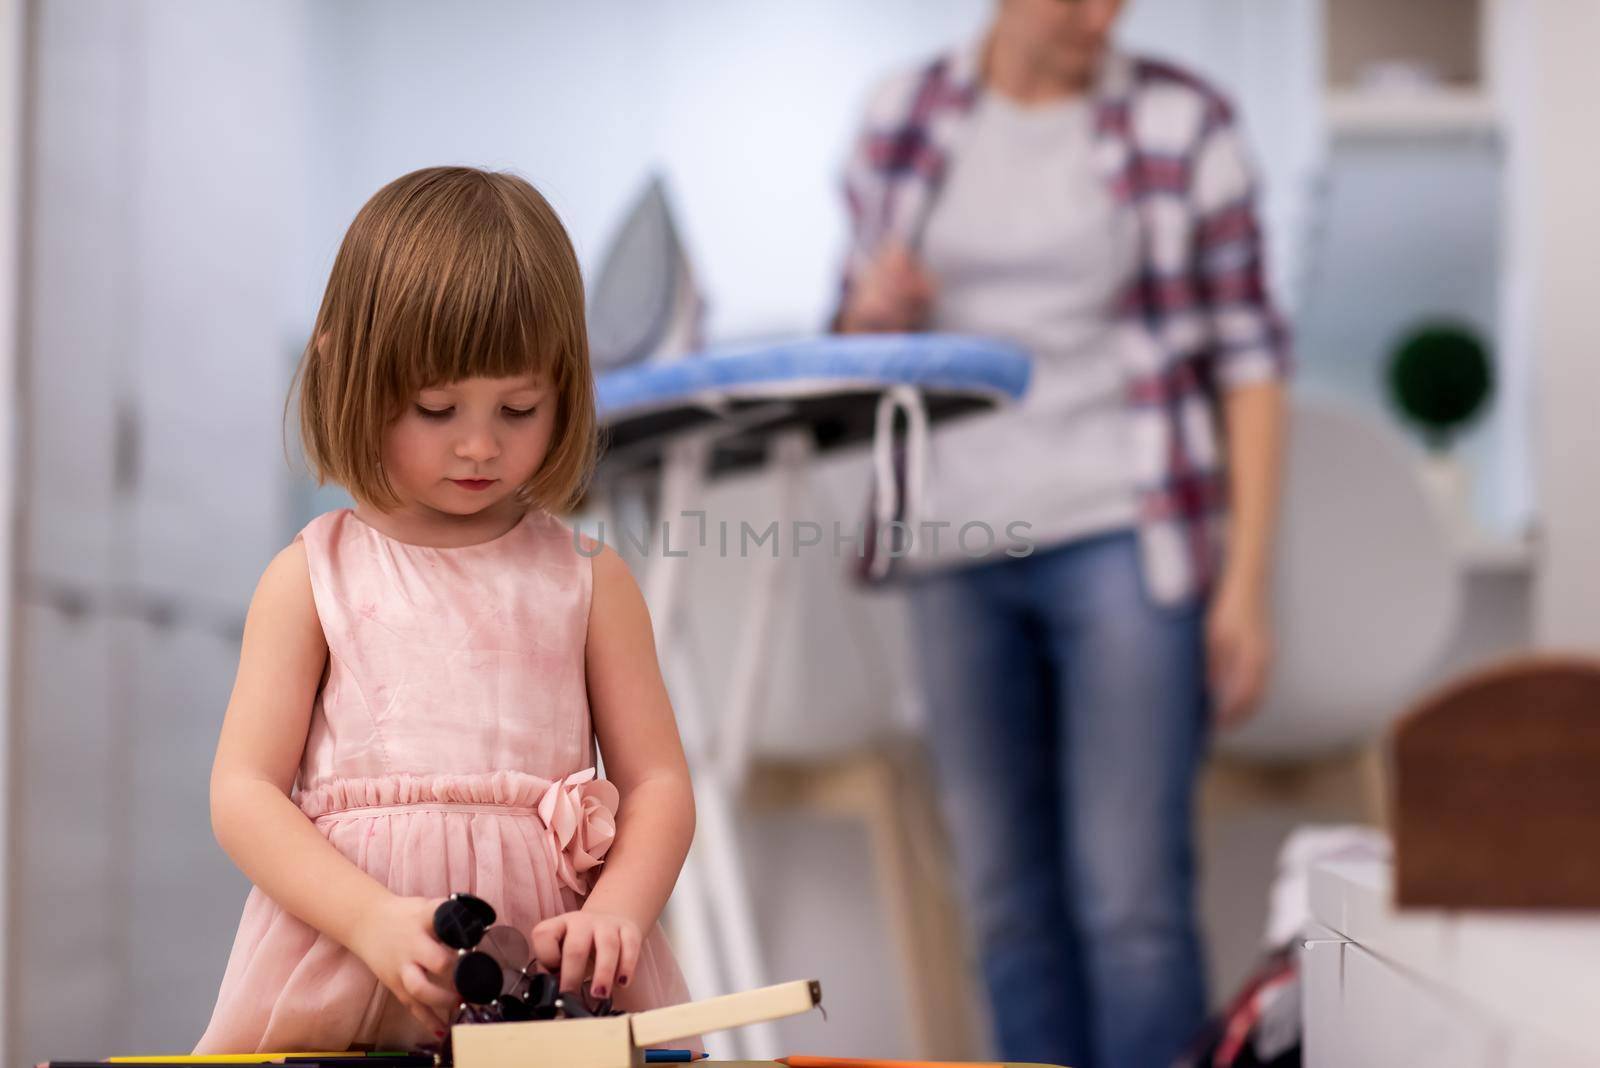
{"left": 1327, "top": 89, "right": 1499, "bottom": 136}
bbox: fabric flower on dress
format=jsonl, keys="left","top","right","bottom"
{"left": 538, "top": 767, "right": 621, "bottom": 894}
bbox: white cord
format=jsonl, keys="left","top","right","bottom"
{"left": 870, "top": 385, "right": 929, "bottom": 580}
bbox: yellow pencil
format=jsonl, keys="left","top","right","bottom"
{"left": 108, "top": 1056, "right": 394, "bottom": 1064}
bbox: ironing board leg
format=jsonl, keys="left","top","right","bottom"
{"left": 692, "top": 767, "right": 782, "bottom": 1057}
{"left": 662, "top": 835, "right": 727, "bottom": 1035}
{"left": 619, "top": 444, "right": 730, "bottom": 1051}
{"left": 637, "top": 433, "right": 779, "bottom": 1059}
{"left": 696, "top": 428, "right": 817, "bottom": 1059}
{"left": 717, "top": 429, "right": 812, "bottom": 787}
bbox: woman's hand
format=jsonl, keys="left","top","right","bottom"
{"left": 531, "top": 908, "right": 643, "bottom": 1000}
{"left": 344, "top": 894, "right": 459, "bottom": 1034}
{"left": 1206, "top": 581, "right": 1273, "bottom": 729}
{"left": 839, "top": 243, "right": 937, "bottom": 333}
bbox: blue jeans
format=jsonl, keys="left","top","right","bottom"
{"left": 907, "top": 531, "right": 1209, "bottom": 1068}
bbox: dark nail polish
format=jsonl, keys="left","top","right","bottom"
{"left": 619, "top": 974, "right": 631, "bottom": 986}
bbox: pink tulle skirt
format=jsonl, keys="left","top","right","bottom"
{"left": 194, "top": 770, "right": 699, "bottom": 1054}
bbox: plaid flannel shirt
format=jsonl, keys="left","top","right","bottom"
{"left": 836, "top": 44, "right": 1291, "bottom": 605}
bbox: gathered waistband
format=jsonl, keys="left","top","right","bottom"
{"left": 310, "top": 801, "right": 540, "bottom": 825}
{"left": 300, "top": 767, "right": 623, "bottom": 896}
{"left": 297, "top": 768, "right": 584, "bottom": 820}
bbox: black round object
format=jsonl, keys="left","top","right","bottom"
{"left": 495, "top": 994, "right": 532, "bottom": 1022}
{"left": 455, "top": 892, "right": 496, "bottom": 926}
{"left": 454, "top": 951, "right": 504, "bottom": 1004}
{"left": 433, "top": 894, "right": 496, "bottom": 950}
{"left": 522, "top": 971, "right": 557, "bottom": 1009}
{"left": 554, "top": 991, "right": 593, "bottom": 1018}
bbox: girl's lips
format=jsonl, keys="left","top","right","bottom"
{"left": 450, "top": 479, "right": 496, "bottom": 491}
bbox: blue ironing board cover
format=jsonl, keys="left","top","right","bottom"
{"left": 596, "top": 333, "right": 1031, "bottom": 423}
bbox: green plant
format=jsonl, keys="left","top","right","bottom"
{"left": 1385, "top": 321, "right": 1494, "bottom": 451}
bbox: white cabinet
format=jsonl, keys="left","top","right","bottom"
{"left": 1303, "top": 858, "right": 1600, "bottom": 1067}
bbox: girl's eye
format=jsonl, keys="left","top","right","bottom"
{"left": 414, "top": 404, "right": 535, "bottom": 419}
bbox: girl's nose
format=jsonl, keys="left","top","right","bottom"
{"left": 455, "top": 429, "right": 500, "bottom": 462}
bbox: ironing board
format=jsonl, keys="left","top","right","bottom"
{"left": 590, "top": 334, "right": 1030, "bottom": 1058}
{"left": 598, "top": 333, "right": 1029, "bottom": 469}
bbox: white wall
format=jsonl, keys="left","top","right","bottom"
{"left": 0, "top": 0, "right": 26, "bottom": 1050}
{"left": 12, "top": 2, "right": 313, "bottom": 1064}
{"left": 305, "top": 0, "right": 1315, "bottom": 344}
{"left": 305, "top": 1, "right": 995, "bottom": 341}
{"left": 1527, "top": 0, "right": 1600, "bottom": 646}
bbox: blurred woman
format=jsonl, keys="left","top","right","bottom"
{"left": 834, "top": 3, "right": 1290, "bottom": 1066}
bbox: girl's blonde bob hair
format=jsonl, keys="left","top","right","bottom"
{"left": 291, "top": 166, "right": 596, "bottom": 513}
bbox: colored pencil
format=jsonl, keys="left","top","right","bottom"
{"left": 108, "top": 1057, "right": 427, "bottom": 1065}
{"left": 778, "top": 1059, "right": 1005, "bottom": 1068}
{"left": 46, "top": 1055, "right": 435, "bottom": 1068}
{"left": 47, "top": 1063, "right": 434, "bottom": 1068}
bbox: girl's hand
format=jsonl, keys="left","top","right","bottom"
{"left": 344, "top": 894, "right": 460, "bottom": 1033}
{"left": 531, "top": 908, "right": 643, "bottom": 1000}
{"left": 1206, "top": 581, "right": 1273, "bottom": 729}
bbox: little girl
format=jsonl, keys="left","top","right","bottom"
{"left": 195, "top": 167, "right": 698, "bottom": 1053}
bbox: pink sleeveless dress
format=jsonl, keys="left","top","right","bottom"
{"left": 195, "top": 507, "right": 696, "bottom": 1053}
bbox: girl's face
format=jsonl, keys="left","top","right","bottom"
{"left": 380, "top": 373, "right": 557, "bottom": 517}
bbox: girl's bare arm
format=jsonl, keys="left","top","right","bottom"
{"left": 580, "top": 544, "right": 696, "bottom": 935}
{"left": 210, "top": 540, "right": 457, "bottom": 1026}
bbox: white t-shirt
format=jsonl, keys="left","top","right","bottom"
{"left": 912, "top": 90, "right": 1140, "bottom": 566}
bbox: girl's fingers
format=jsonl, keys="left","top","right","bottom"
{"left": 407, "top": 958, "right": 458, "bottom": 1013}
{"left": 397, "top": 994, "right": 429, "bottom": 1030}
{"left": 559, "top": 924, "right": 595, "bottom": 995}
{"left": 589, "top": 927, "right": 621, "bottom": 998}
{"left": 618, "top": 924, "right": 642, "bottom": 988}
{"left": 531, "top": 917, "right": 567, "bottom": 971}
{"left": 399, "top": 962, "right": 449, "bottom": 1029}
{"left": 424, "top": 940, "right": 457, "bottom": 980}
